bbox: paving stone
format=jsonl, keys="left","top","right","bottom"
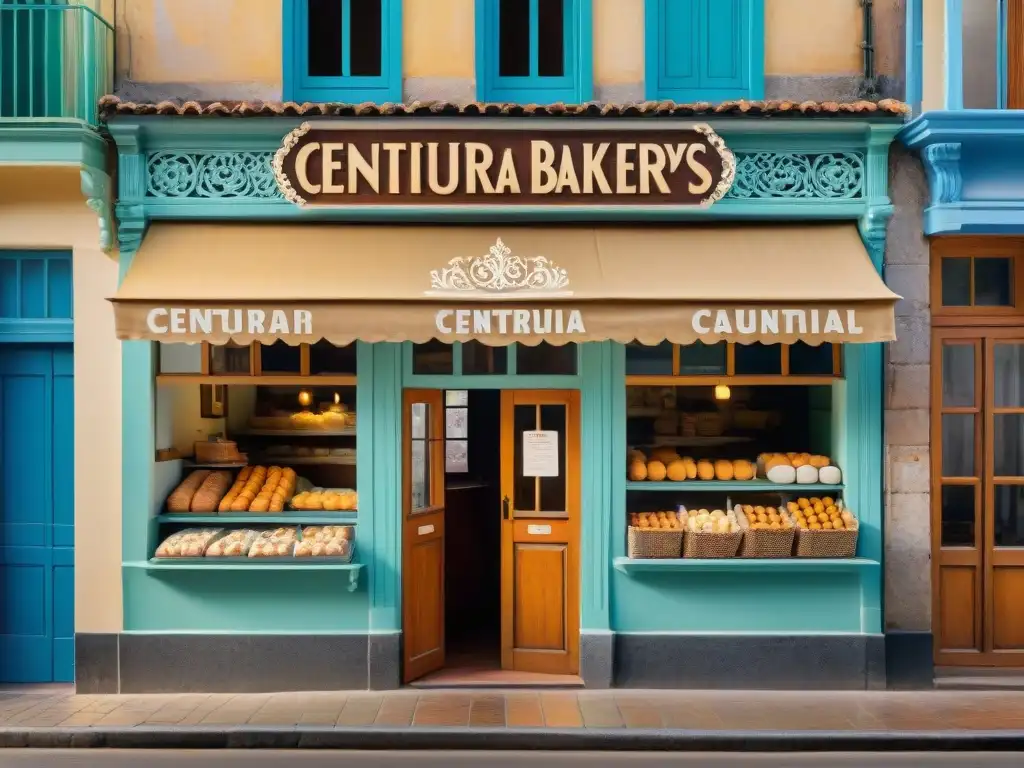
{"left": 336, "top": 694, "right": 384, "bottom": 727}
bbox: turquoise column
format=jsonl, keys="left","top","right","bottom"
{"left": 358, "top": 342, "right": 403, "bottom": 688}
{"left": 578, "top": 341, "right": 624, "bottom": 687}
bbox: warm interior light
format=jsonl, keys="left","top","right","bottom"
{"left": 297, "top": 390, "right": 313, "bottom": 407}
{"left": 714, "top": 384, "right": 731, "bottom": 401}
{"left": 334, "top": 392, "right": 340, "bottom": 405}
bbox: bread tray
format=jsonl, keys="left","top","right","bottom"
{"left": 149, "top": 555, "right": 354, "bottom": 565}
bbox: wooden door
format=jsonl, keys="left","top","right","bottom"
{"left": 934, "top": 329, "right": 1024, "bottom": 666}
{"left": 401, "top": 389, "right": 447, "bottom": 683}
{"left": 500, "top": 390, "right": 580, "bottom": 675}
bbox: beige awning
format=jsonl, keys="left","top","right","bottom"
{"left": 111, "top": 222, "right": 899, "bottom": 347}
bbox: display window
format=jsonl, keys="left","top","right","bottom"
{"left": 624, "top": 342, "right": 857, "bottom": 561}
{"left": 151, "top": 341, "right": 359, "bottom": 567}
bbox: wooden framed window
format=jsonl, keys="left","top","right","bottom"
{"left": 156, "top": 341, "right": 357, "bottom": 384}
{"left": 931, "top": 237, "right": 1024, "bottom": 324}
{"left": 644, "top": 0, "right": 765, "bottom": 102}
{"left": 625, "top": 341, "right": 842, "bottom": 386}
{"left": 283, "top": 0, "right": 402, "bottom": 102}
{"left": 444, "top": 390, "right": 469, "bottom": 473}
{"left": 475, "top": 0, "right": 593, "bottom": 103}
{"left": 409, "top": 341, "right": 578, "bottom": 378}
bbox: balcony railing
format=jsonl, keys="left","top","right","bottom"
{"left": 0, "top": 1, "right": 114, "bottom": 124}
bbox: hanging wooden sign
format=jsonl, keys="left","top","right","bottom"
{"left": 273, "top": 122, "right": 734, "bottom": 207}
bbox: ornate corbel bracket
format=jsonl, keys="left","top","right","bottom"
{"left": 922, "top": 142, "right": 963, "bottom": 205}
{"left": 115, "top": 204, "right": 148, "bottom": 282}
{"left": 80, "top": 166, "right": 115, "bottom": 253}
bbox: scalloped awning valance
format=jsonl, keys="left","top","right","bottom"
{"left": 110, "top": 223, "right": 899, "bottom": 347}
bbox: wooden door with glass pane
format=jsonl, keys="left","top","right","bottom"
{"left": 499, "top": 390, "right": 580, "bottom": 675}
{"left": 402, "top": 390, "right": 447, "bottom": 683}
{"left": 934, "top": 331, "right": 1024, "bottom": 666}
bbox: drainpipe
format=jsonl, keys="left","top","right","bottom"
{"left": 858, "top": 0, "right": 881, "bottom": 99}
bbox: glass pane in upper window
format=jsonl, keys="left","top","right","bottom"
{"left": 516, "top": 342, "right": 577, "bottom": 375}
{"left": 310, "top": 341, "right": 357, "bottom": 375}
{"left": 974, "top": 257, "right": 1013, "bottom": 306}
{"left": 158, "top": 343, "right": 202, "bottom": 374}
{"left": 537, "top": 0, "right": 565, "bottom": 76}
{"left": 446, "top": 407, "right": 468, "bottom": 439}
{"left": 261, "top": 341, "right": 302, "bottom": 373}
{"left": 446, "top": 440, "right": 469, "bottom": 473}
{"left": 210, "top": 343, "right": 251, "bottom": 375}
{"left": 734, "top": 343, "right": 782, "bottom": 375}
{"left": 677, "top": 342, "right": 726, "bottom": 375}
{"left": 413, "top": 340, "right": 454, "bottom": 375}
{"left": 941, "top": 257, "right": 971, "bottom": 306}
{"left": 307, "top": 0, "right": 343, "bottom": 76}
{"left": 462, "top": 341, "right": 508, "bottom": 374}
{"left": 350, "top": 0, "right": 382, "bottom": 76}
{"left": 499, "top": 0, "right": 530, "bottom": 76}
{"left": 445, "top": 390, "right": 469, "bottom": 407}
{"left": 961, "top": 0, "right": 1000, "bottom": 109}
{"left": 626, "top": 342, "right": 674, "bottom": 376}
{"left": 788, "top": 342, "right": 836, "bottom": 376}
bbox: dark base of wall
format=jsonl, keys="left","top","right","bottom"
{"left": 885, "top": 630, "right": 934, "bottom": 690}
{"left": 78, "top": 632, "right": 898, "bottom": 693}
{"left": 614, "top": 634, "right": 886, "bottom": 690}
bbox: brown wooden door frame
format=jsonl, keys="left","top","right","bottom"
{"left": 933, "top": 326, "right": 1024, "bottom": 666}
{"left": 401, "top": 389, "right": 447, "bottom": 683}
{"left": 499, "top": 389, "right": 581, "bottom": 675}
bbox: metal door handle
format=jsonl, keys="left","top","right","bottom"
{"left": 502, "top": 495, "right": 510, "bottom": 520}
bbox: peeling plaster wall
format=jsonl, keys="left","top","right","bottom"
{"left": 884, "top": 146, "right": 932, "bottom": 634}
{"left": 112, "top": 0, "right": 905, "bottom": 103}
{"left": 0, "top": 167, "right": 123, "bottom": 635}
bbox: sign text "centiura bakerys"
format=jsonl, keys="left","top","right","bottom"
{"left": 273, "top": 125, "right": 734, "bottom": 207}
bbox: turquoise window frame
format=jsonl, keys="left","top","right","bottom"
{"left": 644, "top": 0, "right": 765, "bottom": 103}
{"left": 474, "top": 0, "right": 593, "bottom": 104}
{"left": 282, "top": 0, "right": 402, "bottom": 103}
{"left": 403, "top": 341, "right": 582, "bottom": 389}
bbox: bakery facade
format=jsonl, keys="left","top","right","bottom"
{"left": 92, "top": 99, "right": 907, "bottom": 693}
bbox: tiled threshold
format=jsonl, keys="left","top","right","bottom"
{"left": 409, "top": 666, "right": 584, "bottom": 688}
{"left": 936, "top": 667, "right": 1024, "bottom": 691}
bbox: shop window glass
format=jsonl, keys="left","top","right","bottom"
{"left": 158, "top": 343, "right": 202, "bottom": 374}
{"left": 516, "top": 342, "right": 577, "bottom": 375}
{"left": 941, "top": 414, "right": 975, "bottom": 477}
{"left": 310, "top": 340, "right": 357, "bottom": 375}
{"left": 626, "top": 341, "right": 674, "bottom": 375}
{"left": 445, "top": 390, "right": 469, "bottom": 473}
{"left": 678, "top": 341, "right": 726, "bottom": 375}
{"left": 788, "top": 342, "right": 835, "bottom": 376}
{"left": 941, "top": 485, "right": 976, "bottom": 546}
{"left": 974, "top": 257, "right": 1013, "bottom": 307}
{"left": 941, "top": 257, "right": 972, "bottom": 307}
{"left": 994, "top": 485, "right": 1024, "bottom": 547}
{"left": 462, "top": 341, "right": 508, "bottom": 375}
{"left": 942, "top": 344, "right": 976, "bottom": 407}
{"left": 261, "top": 341, "right": 302, "bottom": 373}
{"left": 734, "top": 343, "right": 782, "bottom": 375}
{"left": 410, "top": 402, "right": 431, "bottom": 510}
{"left": 994, "top": 414, "right": 1024, "bottom": 476}
{"left": 413, "top": 340, "right": 454, "bottom": 375}
{"left": 210, "top": 342, "right": 251, "bottom": 375}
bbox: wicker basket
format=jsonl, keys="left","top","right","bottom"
{"left": 695, "top": 412, "right": 725, "bottom": 437}
{"left": 194, "top": 439, "right": 245, "bottom": 465}
{"left": 735, "top": 505, "right": 795, "bottom": 558}
{"left": 683, "top": 530, "right": 742, "bottom": 558}
{"left": 793, "top": 524, "right": 859, "bottom": 558}
{"left": 627, "top": 527, "right": 684, "bottom": 559}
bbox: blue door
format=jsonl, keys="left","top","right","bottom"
{"left": 0, "top": 345, "right": 74, "bottom": 683}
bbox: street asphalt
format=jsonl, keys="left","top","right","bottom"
{"left": 1, "top": 752, "right": 1023, "bottom": 767}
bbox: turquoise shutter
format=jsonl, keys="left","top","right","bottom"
{"left": 702, "top": 0, "right": 749, "bottom": 93}
{"left": 658, "top": 0, "right": 700, "bottom": 93}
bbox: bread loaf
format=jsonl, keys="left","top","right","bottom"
{"left": 166, "top": 470, "right": 211, "bottom": 513}
{"left": 189, "top": 471, "right": 232, "bottom": 513}
{"left": 219, "top": 466, "right": 253, "bottom": 512}
{"left": 231, "top": 465, "right": 268, "bottom": 511}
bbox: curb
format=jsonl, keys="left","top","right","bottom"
{"left": 1, "top": 727, "right": 1024, "bottom": 751}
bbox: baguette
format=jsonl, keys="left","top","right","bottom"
{"left": 166, "top": 470, "right": 211, "bottom": 513}
{"left": 190, "top": 471, "right": 233, "bottom": 513}
{"left": 218, "top": 466, "right": 254, "bottom": 512}
{"left": 231, "top": 465, "right": 267, "bottom": 512}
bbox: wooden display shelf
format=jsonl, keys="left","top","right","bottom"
{"left": 254, "top": 456, "right": 356, "bottom": 466}
{"left": 237, "top": 428, "right": 356, "bottom": 437}
{"left": 626, "top": 480, "right": 843, "bottom": 493}
{"left": 157, "top": 512, "right": 357, "bottom": 524}
{"left": 631, "top": 436, "right": 753, "bottom": 447}
{"left": 613, "top": 556, "right": 878, "bottom": 574}
{"left": 128, "top": 560, "right": 364, "bottom": 590}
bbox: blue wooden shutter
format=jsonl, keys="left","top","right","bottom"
{"left": 646, "top": 0, "right": 764, "bottom": 102}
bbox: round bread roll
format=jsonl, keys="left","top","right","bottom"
{"left": 732, "top": 460, "right": 755, "bottom": 481}
{"left": 666, "top": 459, "right": 688, "bottom": 482}
{"left": 646, "top": 460, "right": 667, "bottom": 482}
{"left": 766, "top": 464, "right": 797, "bottom": 484}
{"left": 628, "top": 461, "right": 648, "bottom": 481}
{"left": 818, "top": 465, "right": 842, "bottom": 485}
{"left": 696, "top": 460, "right": 715, "bottom": 481}
{"left": 795, "top": 464, "right": 819, "bottom": 484}
{"left": 714, "top": 459, "right": 734, "bottom": 481}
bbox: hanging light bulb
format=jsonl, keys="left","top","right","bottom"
{"left": 714, "top": 384, "right": 731, "bottom": 401}
{"left": 334, "top": 392, "right": 340, "bottom": 405}
{"left": 297, "top": 389, "right": 312, "bottom": 407}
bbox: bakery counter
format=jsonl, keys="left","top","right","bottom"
{"left": 157, "top": 512, "right": 357, "bottom": 525}
{"left": 128, "top": 560, "right": 364, "bottom": 591}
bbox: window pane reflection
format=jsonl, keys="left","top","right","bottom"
{"left": 538, "top": 404, "right": 567, "bottom": 513}
{"left": 679, "top": 341, "right": 727, "bottom": 375}
{"left": 411, "top": 438, "right": 430, "bottom": 511}
{"left": 941, "top": 257, "right": 971, "bottom": 306}
{"left": 974, "top": 257, "right": 1013, "bottom": 306}
{"left": 994, "top": 414, "right": 1024, "bottom": 476}
{"left": 942, "top": 344, "right": 975, "bottom": 407}
{"left": 513, "top": 404, "right": 536, "bottom": 512}
{"left": 994, "top": 485, "right": 1024, "bottom": 546}
{"left": 994, "top": 343, "right": 1024, "bottom": 407}
{"left": 941, "top": 485, "right": 976, "bottom": 547}
{"left": 626, "top": 341, "right": 674, "bottom": 376}
{"left": 941, "top": 414, "right": 975, "bottom": 477}
{"left": 734, "top": 343, "right": 782, "bottom": 375}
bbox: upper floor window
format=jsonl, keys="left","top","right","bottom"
{"left": 932, "top": 237, "right": 1024, "bottom": 318}
{"left": 283, "top": 0, "right": 401, "bottom": 102}
{"left": 475, "top": 0, "right": 593, "bottom": 103}
{"left": 644, "top": 0, "right": 764, "bottom": 102}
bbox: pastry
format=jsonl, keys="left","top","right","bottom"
{"left": 219, "top": 466, "right": 254, "bottom": 512}
{"left": 646, "top": 460, "right": 667, "bottom": 482}
{"left": 666, "top": 459, "right": 688, "bottom": 482}
{"left": 166, "top": 470, "right": 211, "bottom": 512}
{"left": 732, "top": 460, "right": 755, "bottom": 481}
{"left": 189, "top": 471, "right": 232, "bottom": 513}
{"left": 248, "top": 527, "right": 298, "bottom": 558}
{"left": 714, "top": 460, "right": 734, "bottom": 481}
{"left": 231, "top": 465, "right": 268, "bottom": 511}
{"left": 696, "top": 459, "right": 715, "bottom": 481}
{"left": 628, "top": 461, "right": 648, "bottom": 481}
{"left": 206, "top": 529, "right": 258, "bottom": 557}
{"left": 154, "top": 528, "right": 223, "bottom": 558}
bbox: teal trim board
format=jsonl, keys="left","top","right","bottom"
{"left": 645, "top": 0, "right": 765, "bottom": 102}
{"left": 282, "top": 0, "right": 402, "bottom": 103}
{"left": 0, "top": 251, "right": 73, "bottom": 343}
{"left": 475, "top": 0, "right": 593, "bottom": 103}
